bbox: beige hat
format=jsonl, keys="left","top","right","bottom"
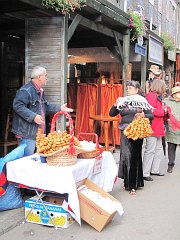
{"left": 171, "top": 86, "right": 180, "bottom": 95}
{"left": 149, "top": 65, "right": 162, "bottom": 75}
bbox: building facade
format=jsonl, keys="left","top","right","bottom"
{"left": 108, "top": 0, "right": 180, "bottom": 85}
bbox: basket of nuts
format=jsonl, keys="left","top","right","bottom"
{"left": 77, "top": 133, "right": 103, "bottom": 159}
{"left": 36, "top": 111, "right": 85, "bottom": 166}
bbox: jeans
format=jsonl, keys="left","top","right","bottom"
{"left": 18, "top": 138, "right": 36, "bottom": 156}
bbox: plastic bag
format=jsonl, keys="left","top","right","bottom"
{"left": 0, "top": 144, "right": 26, "bottom": 210}
{"left": 0, "top": 184, "right": 24, "bottom": 211}
{"left": 0, "top": 144, "right": 26, "bottom": 173}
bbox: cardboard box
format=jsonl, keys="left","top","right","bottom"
{"left": 25, "top": 195, "right": 74, "bottom": 228}
{"left": 77, "top": 178, "right": 122, "bottom": 232}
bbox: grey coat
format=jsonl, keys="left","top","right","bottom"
{"left": 164, "top": 97, "right": 180, "bottom": 144}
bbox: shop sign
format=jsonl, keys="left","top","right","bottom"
{"left": 149, "top": 36, "right": 163, "bottom": 66}
{"left": 135, "top": 43, "right": 146, "bottom": 56}
{"left": 168, "top": 50, "right": 176, "bottom": 62}
{"left": 93, "top": 156, "right": 102, "bottom": 175}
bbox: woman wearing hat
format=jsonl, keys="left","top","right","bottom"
{"left": 164, "top": 86, "right": 180, "bottom": 173}
{"left": 145, "top": 65, "right": 162, "bottom": 94}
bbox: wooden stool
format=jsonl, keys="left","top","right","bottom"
{"left": 89, "top": 115, "right": 119, "bottom": 152}
{"left": 0, "top": 113, "right": 18, "bottom": 156}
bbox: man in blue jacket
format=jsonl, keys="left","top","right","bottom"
{"left": 12, "top": 66, "right": 73, "bottom": 156}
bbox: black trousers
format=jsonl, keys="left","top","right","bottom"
{"left": 118, "top": 131, "right": 144, "bottom": 191}
{"left": 167, "top": 142, "right": 177, "bottom": 167}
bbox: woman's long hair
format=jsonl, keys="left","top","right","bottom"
{"left": 150, "top": 79, "right": 166, "bottom": 95}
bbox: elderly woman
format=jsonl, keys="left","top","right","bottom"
{"left": 109, "top": 80, "right": 154, "bottom": 195}
{"left": 143, "top": 79, "right": 167, "bottom": 181}
{"left": 164, "top": 86, "right": 180, "bottom": 173}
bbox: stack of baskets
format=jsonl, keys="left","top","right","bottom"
{"left": 77, "top": 133, "right": 103, "bottom": 159}
{"left": 37, "top": 111, "right": 85, "bottom": 166}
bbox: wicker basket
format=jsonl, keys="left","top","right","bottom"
{"left": 38, "top": 111, "right": 85, "bottom": 166}
{"left": 77, "top": 133, "right": 103, "bottom": 159}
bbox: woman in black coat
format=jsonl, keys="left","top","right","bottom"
{"left": 109, "top": 80, "right": 154, "bottom": 195}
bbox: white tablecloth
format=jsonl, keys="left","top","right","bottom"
{"left": 6, "top": 151, "right": 118, "bottom": 224}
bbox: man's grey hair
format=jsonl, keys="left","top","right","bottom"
{"left": 31, "top": 66, "right": 46, "bottom": 79}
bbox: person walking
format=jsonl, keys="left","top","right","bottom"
{"left": 143, "top": 79, "right": 167, "bottom": 181}
{"left": 109, "top": 80, "right": 154, "bottom": 195}
{"left": 145, "top": 65, "right": 162, "bottom": 94}
{"left": 12, "top": 66, "right": 73, "bottom": 156}
{"left": 164, "top": 86, "right": 180, "bottom": 173}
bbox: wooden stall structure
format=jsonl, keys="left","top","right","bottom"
{"left": 0, "top": 0, "right": 131, "bottom": 154}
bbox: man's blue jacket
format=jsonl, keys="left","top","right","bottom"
{"left": 12, "top": 81, "right": 60, "bottom": 140}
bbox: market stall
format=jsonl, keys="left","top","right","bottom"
{"left": 6, "top": 151, "right": 118, "bottom": 225}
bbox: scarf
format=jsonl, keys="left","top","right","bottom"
{"left": 117, "top": 94, "right": 154, "bottom": 110}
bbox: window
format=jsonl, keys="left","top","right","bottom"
{"left": 149, "top": 0, "right": 154, "bottom": 5}
{"left": 137, "top": 0, "right": 144, "bottom": 7}
{"left": 158, "top": 12, "right": 162, "bottom": 35}
{"left": 158, "top": 0, "right": 162, "bottom": 13}
{"left": 148, "top": 3, "right": 154, "bottom": 21}
{"left": 127, "top": 0, "right": 133, "bottom": 9}
{"left": 165, "top": 19, "right": 169, "bottom": 32}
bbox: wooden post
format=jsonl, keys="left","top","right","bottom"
{"left": 122, "top": 29, "right": 130, "bottom": 96}
{"left": 26, "top": 17, "right": 67, "bottom": 130}
{"left": 141, "top": 39, "right": 148, "bottom": 93}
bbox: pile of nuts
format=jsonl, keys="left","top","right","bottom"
{"left": 123, "top": 117, "right": 153, "bottom": 140}
{"left": 36, "top": 129, "right": 81, "bottom": 154}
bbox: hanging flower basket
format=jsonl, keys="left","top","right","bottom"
{"left": 128, "top": 9, "right": 147, "bottom": 42}
{"left": 42, "top": 0, "right": 86, "bottom": 15}
{"left": 161, "top": 32, "right": 176, "bottom": 51}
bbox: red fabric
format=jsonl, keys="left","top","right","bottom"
{"left": 0, "top": 166, "right": 9, "bottom": 196}
{"left": 176, "top": 54, "right": 180, "bottom": 82}
{"left": 99, "top": 84, "right": 122, "bottom": 144}
{"left": 76, "top": 84, "right": 98, "bottom": 141}
{"left": 67, "top": 83, "right": 76, "bottom": 109}
{"left": 146, "top": 91, "right": 165, "bottom": 136}
{"left": 167, "top": 106, "right": 180, "bottom": 131}
{"left": 70, "top": 83, "right": 122, "bottom": 144}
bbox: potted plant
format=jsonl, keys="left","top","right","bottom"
{"left": 128, "top": 9, "right": 147, "bottom": 42}
{"left": 161, "top": 32, "right": 175, "bottom": 51}
{"left": 42, "top": 0, "right": 86, "bottom": 15}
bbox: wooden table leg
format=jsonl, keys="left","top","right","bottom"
{"left": 104, "top": 121, "right": 109, "bottom": 150}
{"left": 110, "top": 121, "right": 116, "bottom": 152}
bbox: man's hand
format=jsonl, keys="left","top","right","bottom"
{"left": 34, "top": 115, "right": 45, "bottom": 124}
{"left": 61, "top": 103, "right": 73, "bottom": 113}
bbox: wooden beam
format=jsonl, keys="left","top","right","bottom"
{"left": 102, "top": 36, "right": 122, "bottom": 63}
{"left": 68, "top": 14, "right": 83, "bottom": 42}
{"left": 122, "top": 29, "right": 130, "bottom": 95}
{"left": 92, "top": 0, "right": 130, "bottom": 19}
{"left": 141, "top": 39, "right": 148, "bottom": 92}
{"left": 94, "top": 14, "right": 102, "bottom": 22}
{"left": 84, "top": 0, "right": 129, "bottom": 26}
{"left": 19, "top": 0, "right": 44, "bottom": 9}
{"left": 72, "top": 14, "right": 123, "bottom": 41}
{"left": 113, "top": 31, "right": 124, "bottom": 64}
{"left": 19, "top": 0, "right": 56, "bottom": 15}
{"left": 106, "top": 45, "right": 122, "bottom": 63}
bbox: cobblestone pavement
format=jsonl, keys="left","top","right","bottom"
{"left": 1, "top": 147, "right": 180, "bottom": 240}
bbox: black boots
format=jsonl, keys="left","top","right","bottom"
{"left": 167, "top": 166, "right": 173, "bottom": 173}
